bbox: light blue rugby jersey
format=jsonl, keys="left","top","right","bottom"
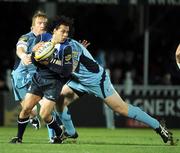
{"left": 14, "top": 32, "right": 52, "bottom": 74}
{"left": 14, "top": 32, "right": 37, "bottom": 74}
{"left": 68, "top": 39, "right": 104, "bottom": 85}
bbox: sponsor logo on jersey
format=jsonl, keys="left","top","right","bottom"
{"left": 65, "top": 54, "right": 72, "bottom": 61}
{"left": 72, "top": 51, "right": 78, "bottom": 58}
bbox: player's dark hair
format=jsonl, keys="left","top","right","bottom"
{"left": 47, "top": 15, "right": 74, "bottom": 37}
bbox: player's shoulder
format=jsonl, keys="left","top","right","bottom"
{"left": 41, "top": 32, "right": 52, "bottom": 38}
{"left": 70, "top": 39, "right": 84, "bottom": 48}
{"left": 68, "top": 38, "right": 79, "bottom": 44}
{"left": 18, "top": 32, "right": 32, "bottom": 42}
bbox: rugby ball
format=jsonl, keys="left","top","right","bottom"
{"left": 34, "top": 42, "right": 55, "bottom": 61}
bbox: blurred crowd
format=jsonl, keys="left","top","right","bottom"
{"left": 94, "top": 45, "right": 180, "bottom": 86}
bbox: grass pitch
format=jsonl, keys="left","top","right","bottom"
{"left": 0, "top": 127, "right": 179, "bottom": 153}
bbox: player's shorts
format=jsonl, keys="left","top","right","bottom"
{"left": 67, "top": 70, "right": 116, "bottom": 99}
{"left": 27, "top": 73, "right": 63, "bottom": 102}
{"left": 11, "top": 70, "right": 32, "bottom": 102}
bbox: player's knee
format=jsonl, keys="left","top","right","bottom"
{"left": 114, "top": 103, "right": 128, "bottom": 116}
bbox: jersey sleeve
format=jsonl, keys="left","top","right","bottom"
{"left": 16, "top": 35, "right": 29, "bottom": 51}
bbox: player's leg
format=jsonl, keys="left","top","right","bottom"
{"left": 10, "top": 93, "right": 41, "bottom": 143}
{"left": 100, "top": 72, "right": 172, "bottom": 143}
{"left": 11, "top": 73, "right": 40, "bottom": 129}
{"left": 38, "top": 99, "right": 55, "bottom": 142}
{"left": 57, "top": 84, "right": 80, "bottom": 140}
{"left": 101, "top": 71, "right": 173, "bottom": 144}
{"left": 104, "top": 92, "right": 172, "bottom": 143}
{"left": 58, "top": 106, "right": 78, "bottom": 139}
{"left": 47, "top": 111, "right": 56, "bottom": 142}
{"left": 21, "top": 100, "right": 41, "bottom": 129}
{"left": 78, "top": 70, "right": 173, "bottom": 144}
{"left": 39, "top": 98, "right": 63, "bottom": 143}
{"left": 40, "top": 78, "right": 67, "bottom": 144}
{"left": 104, "top": 91, "right": 160, "bottom": 128}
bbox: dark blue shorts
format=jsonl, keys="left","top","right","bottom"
{"left": 27, "top": 74, "right": 64, "bottom": 102}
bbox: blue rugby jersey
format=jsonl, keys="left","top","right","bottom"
{"left": 32, "top": 33, "right": 73, "bottom": 79}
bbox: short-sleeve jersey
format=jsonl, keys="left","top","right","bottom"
{"left": 68, "top": 39, "right": 104, "bottom": 86}
{"left": 13, "top": 32, "right": 37, "bottom": 73}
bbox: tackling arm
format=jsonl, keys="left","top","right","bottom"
{"left": 16, "top": 36, "right": 32, "bottom": 65}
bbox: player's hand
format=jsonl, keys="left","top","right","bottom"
{"left": 176, "top": 44, "right": 180, "bottom": 63}
{"left": 21, "top": 53, "right": 32, "bottom": 65}
{"left": 79, "top": 40, "right": 90, "bottom": 48}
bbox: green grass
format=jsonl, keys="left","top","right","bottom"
{"left": 0, "top": 127, "right": 180, "bottom": 153}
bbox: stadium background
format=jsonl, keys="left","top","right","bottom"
{"left": 0, "top": 0, "right": 180, "bottom": 128}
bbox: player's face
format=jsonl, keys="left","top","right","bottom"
{"left": 52, "top": 25, "right": 69, "bottom": 44}
{"left": 32, "top": 17, "right": 47, "bottom": 35}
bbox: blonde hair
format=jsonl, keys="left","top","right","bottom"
{"left": 31, "top": 10, "right": 48, "bottom": 27}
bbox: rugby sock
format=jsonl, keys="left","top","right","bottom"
{"left": 47, "top": 125, "right": 55, "bottom": 140}
{"left": 47, "top": 111, "right": 56, "bottom": 140}
{"left": 58, "top": 107, "right": 76, "bottom": 136}
{"left": 55, "top": 112, "right": 62, "bottom": 125}
{"left": 127, "top": 104, "right": 160, "bottom": 129}
{"left": 47, "top": 117, "right": 62, "bottom": 137}
{"left": 17, "top": 117, "right": 29, "bottom": 140}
